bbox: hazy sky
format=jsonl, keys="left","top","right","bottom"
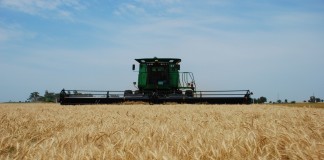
{"left": 0, "top": 0, "right": 323, "bottom": 102}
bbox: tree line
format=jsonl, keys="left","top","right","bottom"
{"left": 28, "top": 90, "right": 59, "bottom": 103}
{"left": 253, "top": 96, "right": 267, "bottom": 104}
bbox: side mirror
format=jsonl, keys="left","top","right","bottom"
{"left": 132, "top": 64, "right": 135, "bottom": 70}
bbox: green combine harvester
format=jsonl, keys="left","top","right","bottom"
{"left": 59, "top": 57, "right": 253, "bottom": 104}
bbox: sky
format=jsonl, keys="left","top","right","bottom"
{"left": 0, "top": 0, "right": 323, "bottom": 102}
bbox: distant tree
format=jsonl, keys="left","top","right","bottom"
{"left": 28, "top": 90, "right": 59, "bottom": 103}
{"left": 258, "top": 96, "right": 267, "bottom": 104}
{"left": 277, "top": 99, "right": 282, "bottom": 103}
{"left": 309, "top": 96, "right": 316, "bottom": 103}
{"left": 291, "top": 101, "right": 296, "bottom": 103}
{"left": 28, "top": 92, "right": 40, "bottom": 102}
{"left": 38, "top": 96, "right": 45, "bottom": 102}
{"left": 284, "top": 99, "right": 288, "bottom": 103}
{"left": 44, "top": 90, "right": 57, "bottom": 102}
{"left": 253, "top": 97, "right": 267, "bottom": 104}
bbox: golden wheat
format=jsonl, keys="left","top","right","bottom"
{"left": 0, "top": 103, "right": 323, "bottom": 159}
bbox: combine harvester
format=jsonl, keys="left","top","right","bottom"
{"left": 59, "top": 57, "right": 253, "bottom": 105}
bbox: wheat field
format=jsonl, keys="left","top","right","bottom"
{"left": 0, "top": 103, "right": 323, "bottom": 159}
